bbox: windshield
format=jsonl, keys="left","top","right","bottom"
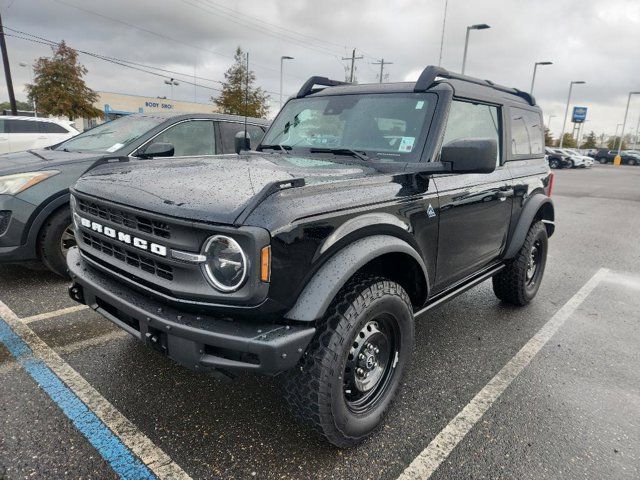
{"left": 565, "top": 149, "right": 579, "bottom": 155}
{"left": 260, "top": 93, "right": 434, "bottom": 162}
{"left": 54, "top": 115, "right": 165, "bottom": 152}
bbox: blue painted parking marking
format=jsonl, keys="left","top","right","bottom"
{"left": 0, "top": 316, "right": 156, "bottom": 480}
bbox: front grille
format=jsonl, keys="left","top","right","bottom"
{"left": 77, "top": 198, "right": 171, "bottom": 239}
{"left": 0, "top": 210, "right": 10, "bottom": 235}
{"left": 81, "top": 232, "right": 174, "bottom": 281}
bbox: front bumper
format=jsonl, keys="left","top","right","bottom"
{"left": 0, "top": 194, "right": 39, "bottom": 262}
{"left": 67, "top": 247, "right": 315, "bottom": 376}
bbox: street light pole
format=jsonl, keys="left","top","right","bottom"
{"left": 279, "top": 56, "right": 294, "bottom": 109}
{"left": 615, "top": 91, "right": 640, "bottom": 163}
{"left": 530, "top": 61, "right": 552, "bottom": 95}
{"left": 164, "top": 78, "right": 179, "bottom": 100}
{"left": 461, "top": 23, "right": 490, "bottom": 75}
{"left": 19, "top": 61, "right": 37, "bottom": 117}
{"left": 559, "top": 80, "right": 586, "bottom": 148}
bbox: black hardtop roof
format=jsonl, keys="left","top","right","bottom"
{"left": 299, "top": 66, "right": 537, "bottom": 109}
{"left": 129, "top": 111, "right": 270, "bottom": 125}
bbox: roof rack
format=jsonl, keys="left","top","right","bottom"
{"left": 296, "top": 76, "right": 349, "bottom": 98}
{"left": 414, "top": 65, "right": 536, "bottom": 106}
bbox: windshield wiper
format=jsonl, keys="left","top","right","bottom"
{"left": 309, "top": 147, "right": 370, "bottom": 162}
{"left": 258, "top": 144, "right": 291, "bottom": 153}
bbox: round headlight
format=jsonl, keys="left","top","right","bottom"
{"left": 202, "top": 235, "right": 247, "bottom": 292}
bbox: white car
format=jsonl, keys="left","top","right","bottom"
{"left": 0, "top": 116, "right": 79, "bottom": 154}
{"left": 559, "top": 148, "right": 594, "bottom": 168}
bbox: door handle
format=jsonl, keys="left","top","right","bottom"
{"left": 496, "top": 188, "right": 514, "bottom": 200}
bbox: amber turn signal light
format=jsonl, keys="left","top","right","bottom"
{"left": 260, "top": 246, "right": 271, "bottom": 282}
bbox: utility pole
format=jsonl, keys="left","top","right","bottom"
{"left": 372, "top": 59, "right": 393, "bottom": 83}
{"left": 0, "top": 12, "right": 17, "bottom": 115}
{"left": 342, "top": 49, "right": 363, "bottom": 83}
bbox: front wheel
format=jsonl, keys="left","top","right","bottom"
{"left": 493, "top": 221, "right": 548, "bottom": 306}
{"left": 599, "top": 158, "right": 608, "bottom": 164}
{"left": 282, "top": 276, "right": 414, "bottom": 447}
{"left": 38, "top": 207, "right": 75, "bottom": 278}
{"left": 627, "top": 158, "right": 637, "bottom": 166}
{"left": 549, "top": 158, "right": 559, "bottom": 169}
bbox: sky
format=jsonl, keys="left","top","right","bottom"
{"left": 1, "top": 0, "right": 639, "bottom": 140}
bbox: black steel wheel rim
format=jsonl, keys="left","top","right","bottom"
{"left": 343, "top": 315, "right": 400, "bottom": 414}
{"left": 526, "top": 239, "right": 543, "bottom": 287}
{"left": 60, "top": 224, "right": 76, "bottom": 257}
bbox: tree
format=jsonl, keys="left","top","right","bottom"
{"left": 557, "top": 133, "right": 576, "bottom": 148}
{"left": 0, "top": 100, "right": 32, "bottom": 112}
{"left": 26, "top": 41, "right": 102, "bottom": 119}
{"left": 544, "top": 127, "right": 554, "bottom": 146}
{"left": 581, "top": 131, "right": 597, "bottom": 149}
{"left": 213, "top": 47, "right": 269, "bottom": 118}
{"left": 607, "top": 136, "right": 627, "bottom": 150}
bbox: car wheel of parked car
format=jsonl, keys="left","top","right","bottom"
{"left": 282, "top": 275, "right": 414, "bottom": 447}
{"left": 599, "top": 158, "right": 608, "bottom": 164}
{"left": 549, "top": 158, "right": 559, "bottom": 169}
{"left": 627, "top": 158, "right": 637, "bottom": 166}
{"left": 492, "top": 221, "right": 548, "bottom": 306}
{"left": 38, "top": 207, "right": 75, "bottom": 278}
{"left": 568, "top": 159, "right": 575, "bottom": 168}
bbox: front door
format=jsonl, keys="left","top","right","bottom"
{"left": 433, "top": 100, "right": 513, "bottom": 291}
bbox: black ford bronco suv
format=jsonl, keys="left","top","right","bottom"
{"left": 67, "top": 66, "right": 554, "bottom": 447}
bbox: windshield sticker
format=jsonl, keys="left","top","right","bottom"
{"left": 398, "top": 136, "right": 415, "bottom": 152}
{"left": 106, "top": 143, "right": 124, "bottom": 153}
{"left": 415, "top": 100, "right": 425, "bottom": 109}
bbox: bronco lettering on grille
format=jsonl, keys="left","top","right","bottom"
{"left": 79, "top": 217, "right": 167, "bottom": 257}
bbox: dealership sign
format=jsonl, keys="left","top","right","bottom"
{"left": 572, "top": 106, "right": 588, "bottom": 123}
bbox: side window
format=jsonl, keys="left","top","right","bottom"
{"left": 510, "top": 108, "right": 544, "bottom": 157}
{"left": 441, "top": 100, "right": 500, "bottom": 165}
{"left": 218, "top": 122, "right": 265, "bottom": 153}
{"left": 40, "top": 122, "right": 70, "bottom": 134}
{"left": 6, "top": 119, "right": 40, "bottom": 133}
{"left": 152, "top": 120, "right": 215, "bottom": 156}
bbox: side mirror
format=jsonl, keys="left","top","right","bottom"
{"left": 441, "top": 138, "right": 497, "bottom": 174}
{"left": 234, "top": 131, "right": 251, "bottom": 154}
{"left": 137, "top": 142, "right": 174, "bottom": 159}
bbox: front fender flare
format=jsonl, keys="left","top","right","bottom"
{"left": 504, "top": 194, "right": 554, "bottom": 259}
{"left": 284, "top": 235, "right": 428, "bottom": 322}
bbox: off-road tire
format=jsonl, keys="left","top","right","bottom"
{"left": 282, "top": 275, "right": 414, "bottom": 448}
{"left": 493, "top": 221, "right": 548, "bottom": 306}
{"left": 38, "top": 207, "right": 74, "bottom": 278}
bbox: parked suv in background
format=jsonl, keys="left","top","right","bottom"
{"left": 559, "top": 148, "right": 594, "bottom": 168}
{"left": 0, "top": 112, "right": 268, "bottom": 276}
{"left": 545, "top": 147, "right": 571, "bottom": 169}
{"left": 0, "top": 116, "right": 79, "bottom": 153}
{"left": 594, "top": 148, "right": 639, "bottom": 165}
{"left": 67, "top": 66, "right": 554, "bottom": 447}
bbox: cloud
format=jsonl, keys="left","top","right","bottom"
{"left": 1, "top": 0, "right": 639, "bottom": 136}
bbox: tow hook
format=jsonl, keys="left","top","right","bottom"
{"left": 68, "top": 283, "right": 85, "bottom": 304}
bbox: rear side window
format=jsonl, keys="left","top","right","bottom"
{"left": 40, "top": 122, "right": 70, "bottom": 134}
{"left": 509, "top": 108, "right": 544, "bottom": 157}
{"left": 441, "top": 100, "right": 501, "bottom": 165}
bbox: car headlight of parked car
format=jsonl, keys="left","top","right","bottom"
{"left": 202, "top": 235, "right": 248, "bottom": 292}
{"left": 0, "top": 171, "right": 59, "bottom": 195}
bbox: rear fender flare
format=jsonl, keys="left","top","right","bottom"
{"left": 504, "top": 194, "right": 554, "bottom": 259}
{"left": 284, "top": 235, "right": 428, "bottom": 322}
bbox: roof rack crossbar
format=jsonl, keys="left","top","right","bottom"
{"left": 296, "top": 76, "right": 349, "bottom": 98}
{"left": 414, "top": 65, "right": 535, "bottom": 106}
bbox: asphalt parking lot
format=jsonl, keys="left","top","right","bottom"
{"left": 1, "top": 164, "right": 639, "bottom": 480}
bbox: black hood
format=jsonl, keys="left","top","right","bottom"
{"left": 0, "top": 149, "right": 103, "bottom": 175}
{"left": 73, "top": 153, "right": 375, "bottom": 225}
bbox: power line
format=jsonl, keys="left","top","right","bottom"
{"left": 5, "top": 27, "right": 286, "bottom": 97}
{"left": 49, "top": 0, "right": 305, "bottom": 81}
{"left": 181, "top": 0, "right": 344, "bottom": 58}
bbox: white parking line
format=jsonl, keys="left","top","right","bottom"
{"left": 0, "top": 299, "right": 191, "bottom": 479}
{"left": 22, "top": 305, "right": 89, "bottom": 324}
{"left": 398, "top": 268, "right": 609, "bottom": 480}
